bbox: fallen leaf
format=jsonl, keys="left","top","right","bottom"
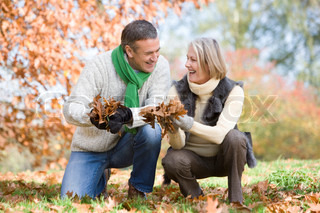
{"left": 72, "top": 203, "right": 92, "bottom": 213}
{"left": 206, "top": 197, "right": 222, "bottom": 213}
{"left": 307, "top": 203, "right": 320, "bottom": 212}
{"left": 230, "top": 202, "right": 252, "bottom": 212}
{"left": 305, "top": 193, "right": 320, "bottom": 204}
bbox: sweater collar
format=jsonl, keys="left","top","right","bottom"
{"left": 187, "top": 75, "right": 220, "bottom": 96}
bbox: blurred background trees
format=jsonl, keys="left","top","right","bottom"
{"left": 0, "top": 0, "right": 319, "bottom": 172}
{"left": 162, "top": 0, "right": 320, "bottom": 90}
{"left": 160, "top": 0, "right": 320, "bottom": 161}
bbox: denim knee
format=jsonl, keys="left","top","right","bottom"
{"left": 60, "top": 151, "right": 107, "bottom": 199}
{"left": 137, "top": 124, "right": 162, "bottom": 148}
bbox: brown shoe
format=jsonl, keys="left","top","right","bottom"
{"left": 161, "top": 173, "right": 171, "bottom": 187}
{"left": 128, "top": 181, "right": 146, "bottom": 199}
{"left": 100, "top": 168, "right": 111, "bottom": 198}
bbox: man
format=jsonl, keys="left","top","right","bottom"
{"left": 61, "top": 20, "right": 171, "bottom": 199}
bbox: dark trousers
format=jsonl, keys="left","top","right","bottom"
{"left": 162, "top": 129, "right": 247, "bottom": 203}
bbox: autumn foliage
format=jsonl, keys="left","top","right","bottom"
{"left": 0, "top": 0, "right": 213, "bottom": 169}
{"left": 225, "top": 49, "right": 320, "bottom": 160}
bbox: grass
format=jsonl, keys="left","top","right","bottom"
{"left": 268, "top": 170, "right": 314, "bottom": 191}
{"left": 0, "top": 158, "right": 319, "bottom": 212}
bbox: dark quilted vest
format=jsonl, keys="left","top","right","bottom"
{"left": 172, "top": 75, "right": 257, "bottom": 168}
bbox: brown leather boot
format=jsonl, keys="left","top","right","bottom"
{"left": 162, "top": 173, "right": 171, "bottom": 187}
{"left": 128, "top": 181, "right": 146, "bottom": 199}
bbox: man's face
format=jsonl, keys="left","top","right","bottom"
{"left": 125, "top": 38, "right": 160, "bottom": 73}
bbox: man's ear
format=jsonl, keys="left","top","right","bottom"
{"left": 125, "top": 45, "right": 134, "bottom": 58}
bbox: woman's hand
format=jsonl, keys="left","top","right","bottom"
{"left": 172, "top": 115, "right": 194, "bottom": 131}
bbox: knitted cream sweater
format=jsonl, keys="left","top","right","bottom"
{"left": 63, "top": 50, "right": 171, "bottom": 152}
{"left": 167, "top": 77, "right": 244, "bottom": 157}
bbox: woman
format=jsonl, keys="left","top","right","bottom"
{"left": 162, "top": 37, "right": 256, "bottom": 204}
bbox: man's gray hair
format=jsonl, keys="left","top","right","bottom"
{"left": 121, "top": 20, "right": 158, "bottom": 51}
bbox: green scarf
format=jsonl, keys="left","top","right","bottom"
{"left": 111, "top": 45, "right": 151, "bottom": 134}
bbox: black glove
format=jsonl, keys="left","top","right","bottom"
{"left": 108, "top": 107, "right": 133, "bottom": 134}
{"left": 90, "top": 112, "right": 107, "bottom": 130}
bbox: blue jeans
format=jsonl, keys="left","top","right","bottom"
{"left": 60, "top": 124, "right": 162, "bottom": 198}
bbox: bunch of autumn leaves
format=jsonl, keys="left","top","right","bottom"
{"left": 88, "top": 95, "right": 187, "bottom": 136}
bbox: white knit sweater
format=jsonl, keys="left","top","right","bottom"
{"left": 63, "top": 50, "right": 171, "bottom": 152}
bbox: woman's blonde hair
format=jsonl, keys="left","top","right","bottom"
{"left": 190, "top": 37, "right": 227, "bottom": 80}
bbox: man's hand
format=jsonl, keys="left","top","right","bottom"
{"left": 90, "top": 113, "right": 107, "bottom": 130}
{"left": 108, "top": 107, "right": 133, "bottom": 134}
{"left": 172, "top": 115, "right": 194, "bottom": 132}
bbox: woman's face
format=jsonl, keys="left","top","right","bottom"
{"left": 185, "top": 45, "right": 210, "bottom": 84}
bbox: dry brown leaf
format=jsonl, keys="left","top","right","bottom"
{"left": 139, "top": 99, "right": 187, "bottom": 137}
{"left": 88, "top": 95, "right": 124, "bottom": 134}
{"left": 230, "top": 202, "right": 252, "bottom": 212}
{"left": 252, "top": 180, "right": 269, "bottom": 202}
{"left": 206, "top": 197, "right": 222, "bottom": 213}
{"left": 305, "top": 193, "right": 320, "bottom": 204}
{"left": 72, "top": 203, "right": 92, "bottom": 213}
{"left": 307, "top": 203, "right": 320, "bottom": 212}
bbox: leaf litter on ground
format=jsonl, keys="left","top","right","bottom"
{"left": 0, "top": 159, "right": 319, "bottom": 212}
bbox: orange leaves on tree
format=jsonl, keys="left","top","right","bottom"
{"left": 0, "top": 0, "right": 214, "bottom": 169}
{"left": 139, "top": 99, "right": 187, "bottom": 137}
